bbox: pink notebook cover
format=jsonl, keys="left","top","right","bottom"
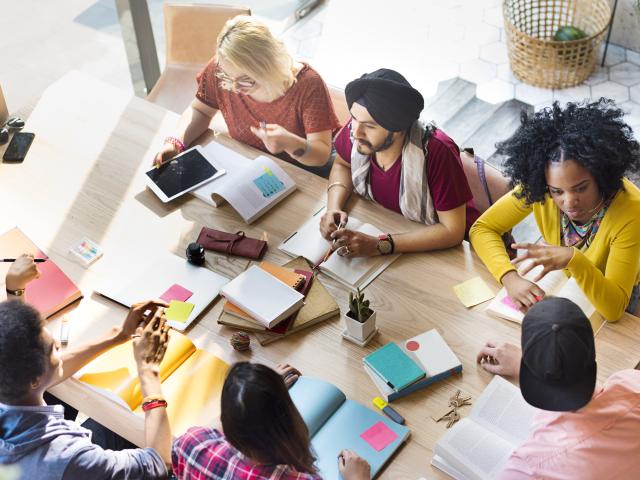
{"left": 0, "top": 227, "right": 82, "bottom": 318}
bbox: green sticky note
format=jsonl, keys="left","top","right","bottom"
{"left": 165, "top": 300, "right": 195, "bottom": 323}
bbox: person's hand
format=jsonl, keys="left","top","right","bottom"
{"left": 133, "top": 307, "right": 170, "bottom": 374}
{"left": 476, "top": 341, "right": 522, "bottom": 377}
{"left": 117, "top": 300, "right": 169, "bottom": 342}
{"left": 320, "top": 210, "right": 349, "bottom": 240}
{"left": 331, "top": 229, "right": 379, "bottom": 258}
{"left": 250, "top": 123, "right": 292, "bottom": 155}
{"left": 510, "top": 242, "right": 574, "bottom": 281}
{"left": 501, "top": 270, "right": 545, "bottom": 312}
{"left": 338, "top": 450, "right": 371, "bottom": 480}
{"left": 275, "top": 363, "right": 301, "bottom": 388}
{"left": 6, "top": 254, "right": 40, "bottom": 291}
{"left": 153, "top": 142, "right": 181, "bottom": 167}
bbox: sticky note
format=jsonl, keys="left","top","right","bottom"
{"left": 253, "top": 171, "right": 285, "bottom": 198}
{"left": 501, "top": 295, "right": 519, "bottom": 310}
{"left": 165, "top": 301, "right": 195, "bottom": 323}
{"left": 453, "top": 277, "right": 495, "bottom": 308}
{"left": 360, "top": 421, "right": 398, "bottom": 452}
{"left": 160, "top": 284, "right": 193, "bottom": 303}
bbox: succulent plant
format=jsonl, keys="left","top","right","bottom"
{"left": 347, "top": 287, "right": 373, "bottom": 323}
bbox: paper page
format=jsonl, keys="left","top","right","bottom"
{"left": 311, "top": 399, "right": 409, "bottom": 479}
{"left": 143, "top": 349, "right": 229, "bottom": 437}
{"left": 469, "top": 376, "right": 537, "bottom": 445}
{"left": 191, "top": 142, "right": 253, "bottom": 206}
{"left": 321, "top": 222, "right": 399, "bottom": 289}
{"left": 196, "top": 154, "right": 295, "bottom": 222}
{"left": 555, "top": 277, "right": 595, "bottom": 317}
{"left": 78, "top": 331, "right": 196, "bottom": 409}
{"left": 279, "top": 209, "right": 354, "bottom": 265}
{"left": 434, "top": 418, "right": 516, "bottom": 480}
{"left": 289, "top": 377, "right": 346, "bottom": 438}
{"left": 521, "top": 263, "right": 567, "bottom": 296}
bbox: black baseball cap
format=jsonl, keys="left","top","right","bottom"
{"left": 519, "top": 297, "right": 597, "bottom": 412}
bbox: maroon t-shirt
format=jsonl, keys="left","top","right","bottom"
{"left": 333, "top": 122, "right": 480, "bottom": 234}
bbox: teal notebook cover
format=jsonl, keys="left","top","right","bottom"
{"left": 289, "top": 377, "right": 410, "bottom": 479}
{"left": 363, "top": 342, "right": 425, "bottom": 392}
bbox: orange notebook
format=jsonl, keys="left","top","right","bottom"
{"left": 0, "top": 227, "right": 82, "bottom": 318}
{"left": 222, "top": 261, "right": 304, "bottom": 322}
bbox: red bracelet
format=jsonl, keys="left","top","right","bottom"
{"left": 142, "top": 399, "right": 168, "bottom": 412}
{"left": 164, "top": 136, "right": 186, "bottom": 153}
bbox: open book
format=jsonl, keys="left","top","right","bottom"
{"left": 289, "top": 377, "right": 410, "bottom": 479}
{"left": 78, "top": 330, "right": 229, "bottom": 436}
{"left": 485, "top": 265, "right": 604, "bottom": 333}
{"left": 432, "top": 376, "right": 537, "bottom": 480}
{"left": 192, "top": 142, "right": 296, "bottom": 223}
{"left": 279, "top": 208, "right": 400, "bottom": 290}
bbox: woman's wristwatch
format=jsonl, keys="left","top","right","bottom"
{"left": 376, "top": 233, "right": 395, "bottom": 255}
{"left": 6, "top": 287, "right": 25, "bottom": 297}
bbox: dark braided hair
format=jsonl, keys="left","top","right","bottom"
{"left": 497, "top": 99, "right": 640, "bottom": 205}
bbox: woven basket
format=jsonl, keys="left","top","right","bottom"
{"left": 503, "top": 0, "right": 611, "bottom": 89}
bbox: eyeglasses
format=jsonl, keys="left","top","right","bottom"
{"left": 215, "top": 63, "right": 256, "bottom": 91}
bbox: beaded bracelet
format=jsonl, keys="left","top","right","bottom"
{"left": 164, "top": 136, "right": 186, "bottom": 153}
{"left": 142, "top": 399, "right": 168, "bottom": 412}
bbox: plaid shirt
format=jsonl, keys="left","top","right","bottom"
{"left": 172, "top": 427, "right": 322, "bottom": 480}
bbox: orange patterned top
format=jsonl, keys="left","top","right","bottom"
{"left": 196, "top": 59, "right": 340, "bottom": 164}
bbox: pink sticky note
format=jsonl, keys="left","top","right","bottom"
{"left": 160, "top": 284, "right": 193, "bottom": 303}
{"left": 501, "top": 295, "right": 519, "bottom": 310}
{"left": 360, "top": 421, "right": 398, "bottom": 452}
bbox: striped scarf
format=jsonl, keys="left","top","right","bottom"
{"left": 350, "top": 120, "right": 438, "bottom": 225}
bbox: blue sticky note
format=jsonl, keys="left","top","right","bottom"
{"left": 253, "top": 170, "right": 285, "bottom": 198}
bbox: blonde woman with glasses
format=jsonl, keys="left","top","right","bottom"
{"left": 154, "top": 15, "right": 340, "bottom": 177}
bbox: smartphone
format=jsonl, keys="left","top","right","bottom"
{"left": 3, "top": 132, "right": 35, "bottom": 162}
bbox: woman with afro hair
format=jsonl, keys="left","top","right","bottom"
{"left": 470, "top": 99, "right": 640, "bottom": 321}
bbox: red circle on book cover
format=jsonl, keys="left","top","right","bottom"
{"left": 406, "top": 340, "right": 420, "bottom": 351}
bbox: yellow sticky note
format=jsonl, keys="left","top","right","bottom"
{"left": 165, "top": 300, "right": 195, "bottom": 323}
{"left": 453, "top": 277, "right": 495, "bottom": 308}
{"left": 262, "top": 166, "right": 274, "bottom": 176}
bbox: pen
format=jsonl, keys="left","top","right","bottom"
{"left": 312, "top": 221, "right": 345, "bottom": 272}
{"left": 2, "top": 258, "right": 46, "bottom": 263}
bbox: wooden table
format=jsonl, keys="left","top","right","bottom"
{"left": 1, "top": 71, "right": 638, "bottom": 480}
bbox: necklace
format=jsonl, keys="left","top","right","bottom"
{"left": 561, "top": 198, "right": 609, "bottom": 249}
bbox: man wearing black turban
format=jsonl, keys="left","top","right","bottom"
{"left": 319, "top": 69, "right": 479, "bottom": 257}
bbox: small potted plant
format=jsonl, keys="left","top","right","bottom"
{"left": 342, "top": 288, "right": 378, "bottom": 346}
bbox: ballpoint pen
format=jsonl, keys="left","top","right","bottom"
{"left": 312, "top": 221, "right": 345, "bottom": 273}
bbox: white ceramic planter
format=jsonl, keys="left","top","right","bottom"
{"left": 344, "top": 310, "right": 377, "bottom": 342}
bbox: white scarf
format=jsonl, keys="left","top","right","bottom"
{"left": 350, "top": 120, "right": 438, "bottom": 225}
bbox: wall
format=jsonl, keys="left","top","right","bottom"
{"left": 609, "top": 0, "right": 640, "bottom": 52}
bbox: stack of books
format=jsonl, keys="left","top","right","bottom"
{"left": 363, "top": 330, "right": 462, "bottom": 402}
{"left": 218, "top": 258, "right": 339, "bottom": 345}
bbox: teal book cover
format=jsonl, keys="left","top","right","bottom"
{"left": 363, "top": 342, "right": 425, "bottom": 392}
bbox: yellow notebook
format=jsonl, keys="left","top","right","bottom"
{"left": 78, "top": 330, "right": 229, "bottom": 433}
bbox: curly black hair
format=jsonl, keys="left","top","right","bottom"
{"left": 497, "top": 99, "right": 640, "bottom": 204}
{"left": 0, "top": 301, "right": 48, "bottom": 403}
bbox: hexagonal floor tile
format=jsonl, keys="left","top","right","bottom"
{"left": 631, "top": 85, "right": 640, "bottom": 104}
{"left": 609, "top": 62, "right": 640, "bottom": 87}
{"left": 601, "top": 44, "right": 626, "bottom": 67}
{"left": 497, "top": 63, "right": 518, "bottom": 84}
{"left": 463, "top": 23, "right": 500, "bottom": 45}
{"left": 483, "top": 6, "right": 503, "bottom": 27}
{"left": 515, "top": 83, "right": 553, "bottom": 105}
{"left": 459, "top": 59, "right": 497, "bottom": 85}
{"left": 628, "top": 50, "right": 640, "bottom": 67}
{"left": 584, "top": 67, "right": 608, "bottom": 86}
{"left": 476, "top": 78, "right": 515, "bottom": 104}
{"left": 480, "top": 41, "right": 509, "bottom": 65}
{"left": 553, "top": 85, "right": 591, "bottom": 105}
{"left": 591, "top": 81, "right": 630, "bottom": 104}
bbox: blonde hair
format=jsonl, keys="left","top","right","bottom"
{"left": 217, "top": 16, "right": 295, "bottom": 98}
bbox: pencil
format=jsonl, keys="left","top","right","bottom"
{"left": 2, "top": 258, "right": 47, "bottom": 263}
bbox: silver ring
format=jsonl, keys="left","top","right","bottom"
{"left": 345, "top": 246, "right": 351, "bottom": 255}
{"left": 131, "top": 334, "right": 142, "bottom": 339}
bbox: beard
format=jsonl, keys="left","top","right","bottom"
{"left": 355, "top": 131, "right": 395, "bottom": 155}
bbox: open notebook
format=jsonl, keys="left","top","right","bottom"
{"left": 192, "top": 142, "right": 296, "bottom": 223}
{"left": 78, "top": 330, "right": 229, "bottom": 436}
{"left": 0, "top": 227, "right": 82, "bottom": 318}
{"left": 485, "top": 264, "right": 604, "bottom": 333}
{"left": 289, "top": 377, "right": 409, "bottom": 479}
{"left": 279, "top": 209, "right": 400, "bottom": 290}
{"left": 432, "top": 376, "right": 537, "bottom": 480}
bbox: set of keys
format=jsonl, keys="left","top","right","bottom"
{"left": 432, "top": 390, "right": 472, "bottom": 428}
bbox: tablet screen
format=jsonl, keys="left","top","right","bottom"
{"left": 146, "top": 149, "right": 218, "bottom": 199}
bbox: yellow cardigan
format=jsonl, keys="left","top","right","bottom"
{"left": 469, "top": 179, "right": 640, "bottom": 321}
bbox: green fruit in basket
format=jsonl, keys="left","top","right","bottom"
{"left": 553, "top": 26, "right": 587, "bottom": 41}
